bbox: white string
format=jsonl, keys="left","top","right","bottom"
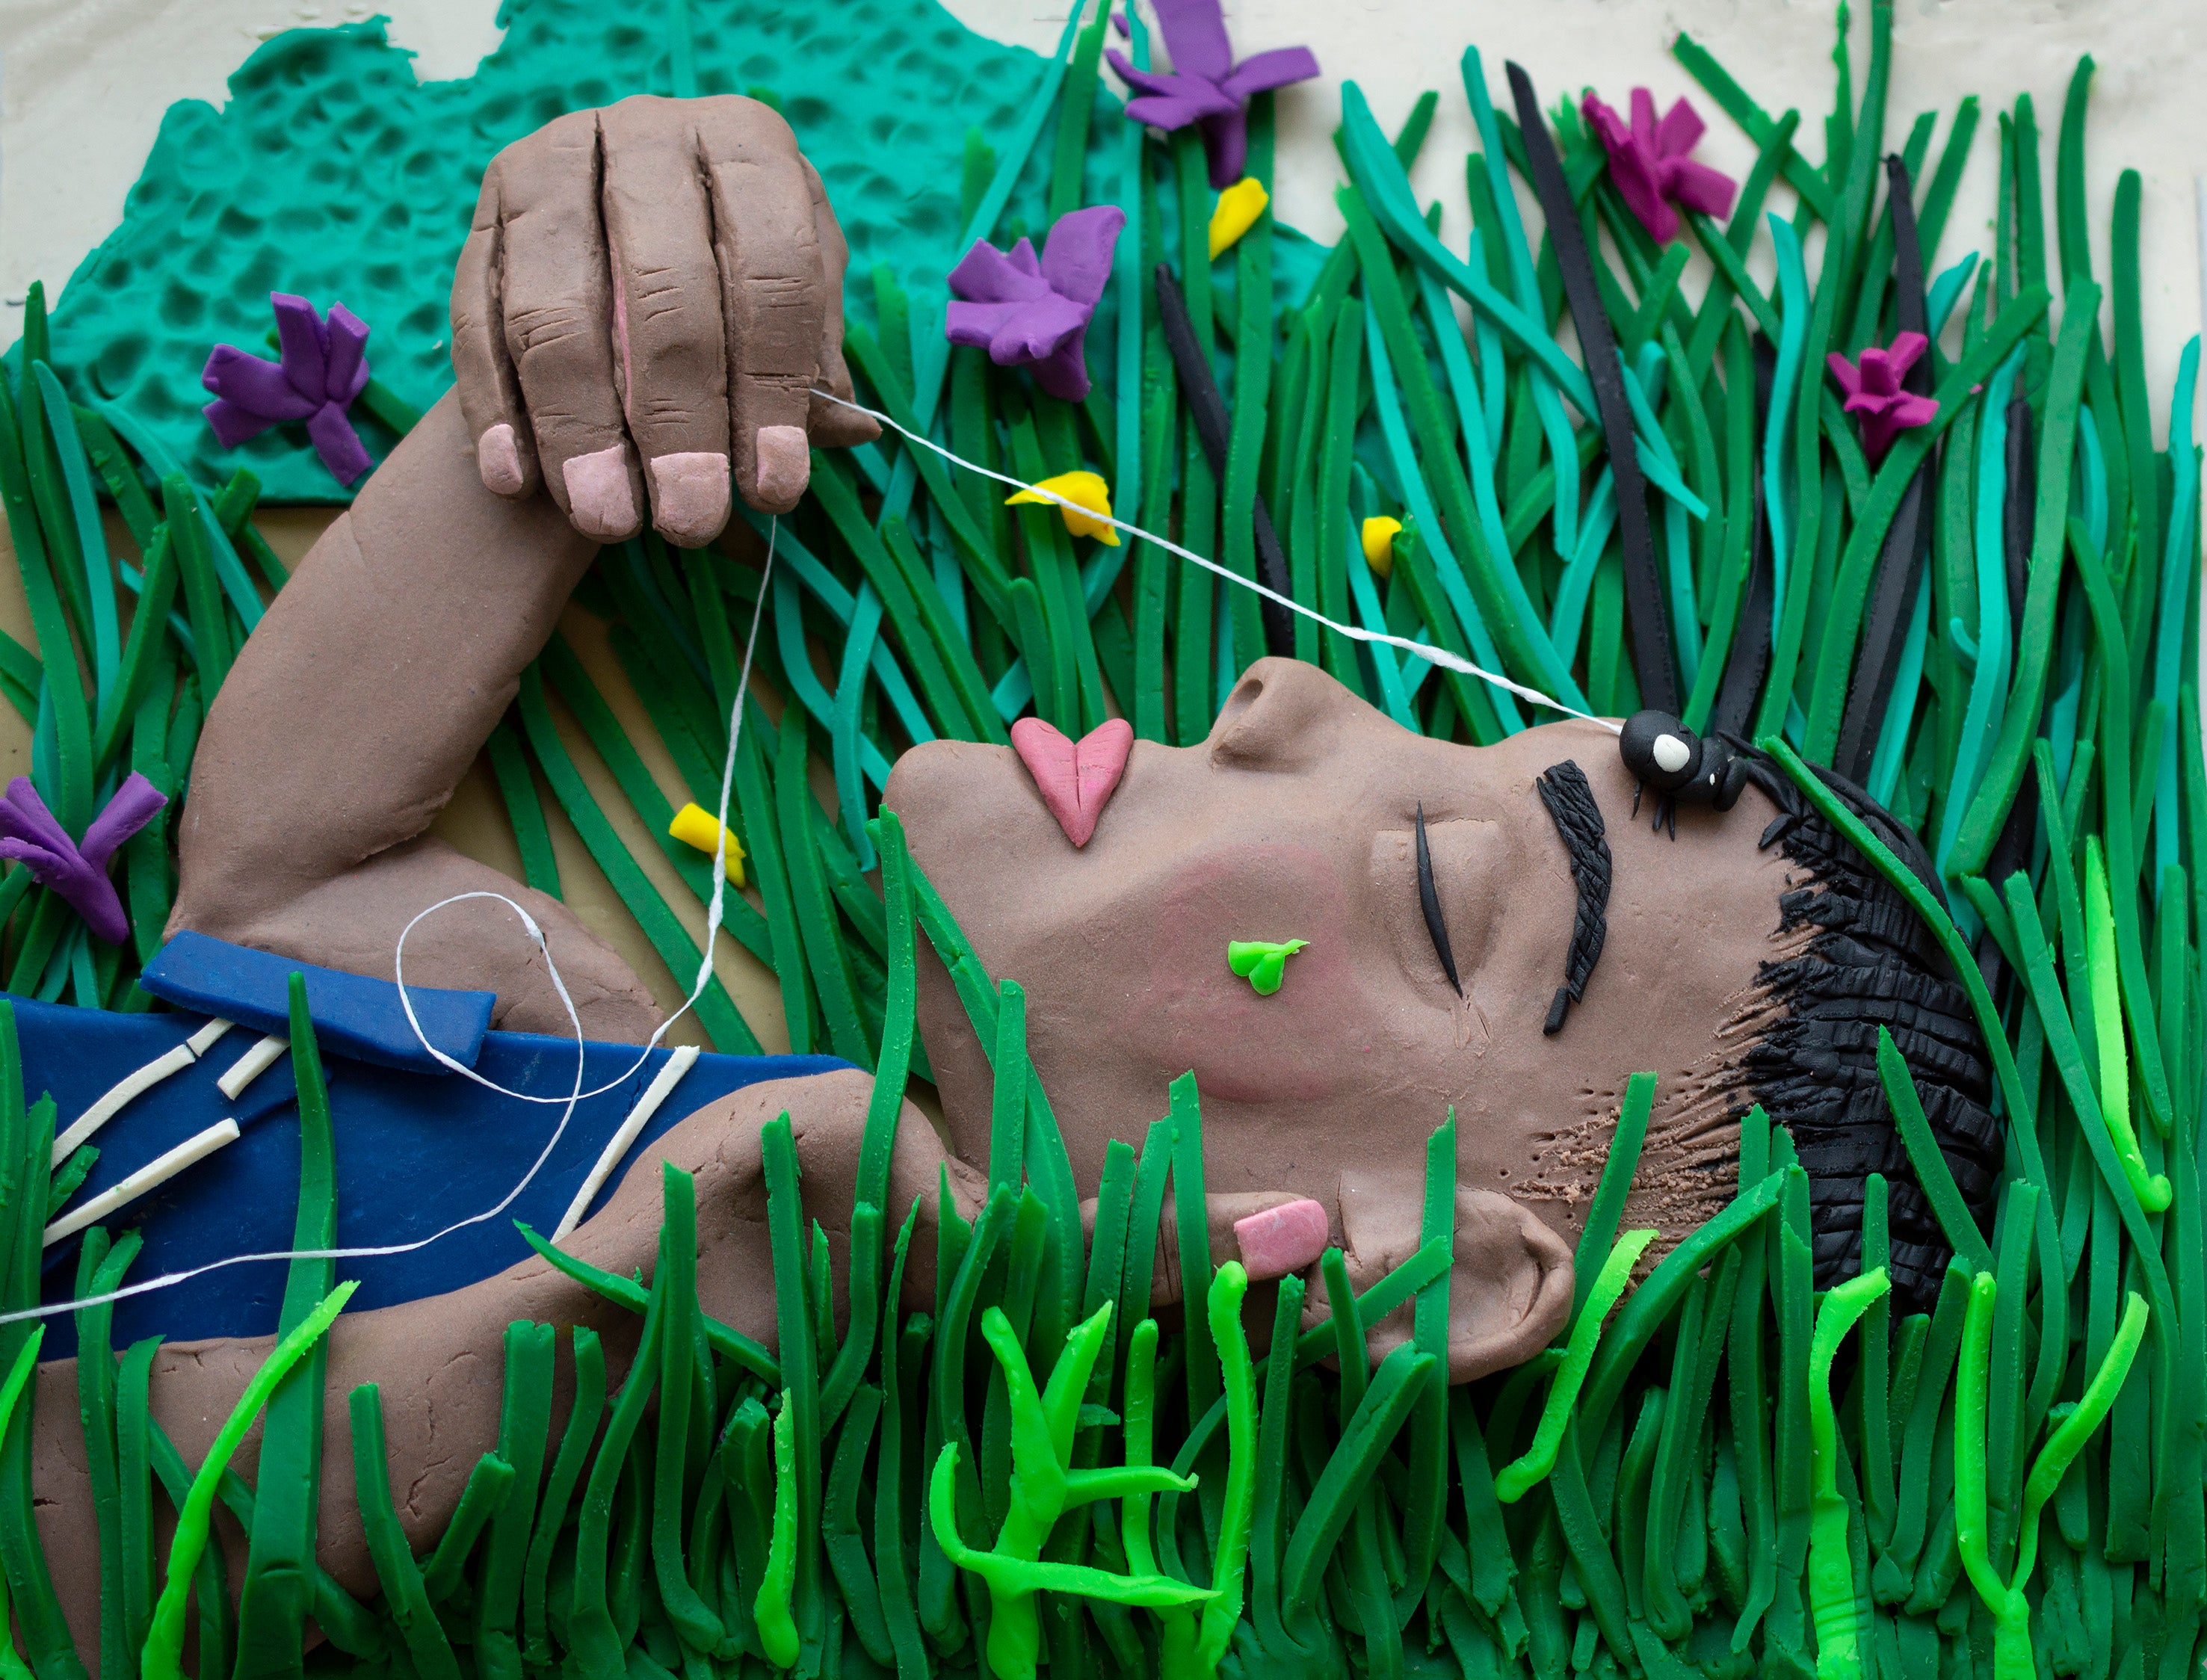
{"left": 13, "top": 386, "right": 1608, "bottom": 1330}
{"left": 0, "top": 524, "right": 780, "bottom": 1325}
{"left": 391, "top": 511, "right": 772, "bottom": 1105}
{"left": 813, "top": 389, "right": 1624, "bottom": 735}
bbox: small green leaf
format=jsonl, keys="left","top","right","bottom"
{"left": 1225, "top": 938, "right": 1308, "bottom": 995}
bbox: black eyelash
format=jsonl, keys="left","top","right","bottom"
{"left": 1415, "top": 803, "right": 1463, "bottom": 997}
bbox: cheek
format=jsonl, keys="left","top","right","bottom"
{"left": 1111, "top": 844, "right": 1392, "bottom": 1104}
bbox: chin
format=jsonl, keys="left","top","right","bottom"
{"left": 884, "top": 738, "right": 1025, "bottom": 858}
{"left": 886, "top": 739, "right": 1057, "bottom": 1009}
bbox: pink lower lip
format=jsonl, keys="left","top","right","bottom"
{"left": 1009, "top": 717, "right": 1133, "bottom": 846}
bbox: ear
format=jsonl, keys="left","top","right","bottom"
{"left": 1446, "top": 1189, "right": 1575, "bottom": 1382}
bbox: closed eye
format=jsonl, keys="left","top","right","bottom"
{"left": 1415, "top": 803, "right": 1463, "bottom": 997}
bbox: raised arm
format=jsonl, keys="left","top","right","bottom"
{"left": 167, "top": 94, "right": 876, "bottom": 1039}
{"left": 164, "top": 389, "right": 655, "bottom": 1036}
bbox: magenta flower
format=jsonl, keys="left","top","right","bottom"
{"left": 202, "top": 293, "right": 374, "bottom": 485}
{"left": 0, "top": 773, "right": 166, "bottom": 945}
{"left": 945, "top": 206, "right": 1126, "bottom": 402}
{"left": 1827, "top": 333, "right": 1938, "bottom": 462}
{"left": 1581, "top": 90, "right": 1738, "bottom": 244}
{"left": 1106, "top": 0, "right": 1318, "bottom": 188}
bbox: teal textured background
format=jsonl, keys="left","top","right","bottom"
{"left": 22, "top": 0, "right": 1247, "bottom": 501}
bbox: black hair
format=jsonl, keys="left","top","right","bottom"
{"left": 1730, "top": 747, "right": 2000, "bottom": 1311}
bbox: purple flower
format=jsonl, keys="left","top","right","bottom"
{"left": 945, "top": 206, "right": 1126, "bottom": 402}
{"left": 202, "top": 293, "right": 374, "bottom": 485}
{"left": 0, "top": 774, "right": 166, "bottom": 946}
{"left": 1581, "top": 90, "right": 1738, "bottom": 244}
{"left": 1106, "top": 0, "right": 1318, "bottom": 188}
{"left": 1827, "top": 333, "right": 1939, "bottom": 463}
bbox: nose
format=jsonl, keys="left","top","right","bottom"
{"left": 1206, "top": 656, "right": 1380, "bottom": 773}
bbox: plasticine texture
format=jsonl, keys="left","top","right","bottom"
{"left": 888, "top": 658, "right": 1795, "bottom": 1298}
{"left": 165, "top": 356, "right": 1785, "bottom": 1359}
{"left": 27, "top": 1062, "right": 1350, "bottom": 1652}
{"left": 13, "top": 0, "right": 1325, "bottom": 502}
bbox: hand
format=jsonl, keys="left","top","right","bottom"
{"left": 450, "top": 93, "right": 880, "bottom": 549}
{"left": 1086, "top": 1189, "right": 1335, "bottom": 1309}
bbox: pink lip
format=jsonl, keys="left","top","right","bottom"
{"left": 1009, "top": 717, "right": 1133, "bottom": 847}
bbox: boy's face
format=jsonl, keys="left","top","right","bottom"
{"left": 888, "top": 657, "right": 1797, "bottom": 1262}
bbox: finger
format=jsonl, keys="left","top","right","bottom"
{"left": 697, "top": 99, "right": 827, "bottom": 513}
{"left": 495, "top": 109, "right": 646, "bottom": 543}
{"left": 1102, "top": 1190, "right": 1332, "bottom": 1307}
{"left": 801, "top": 158, "right": 880, "bottom": 451}
{"left": 450, "top": 164, "right": 539, "bottom": 498}
{"left": 1297, "top": 1173, "right": 1422, "bottom": 1361}
{"left": 1229, "top": 1197, "right": 1333, "bottom": 1280}
{"left": 1298, "top": 1247, "right": 1404, "bottom": 1335}
{"left": 889, "top": 1132, "right": 984, "bottom": 1313}
{"left": 598, "top": 96, "right": 733, "bottom": 548}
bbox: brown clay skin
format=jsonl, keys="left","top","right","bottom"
{"left": 45, "top": 102, "right": 1812, "bottom": 1662}
{"left": 68, "top": 659, "right": 1797, "bottom": 1653}
{"left": 886, "top": 658, "right": 1797, "bottom": 1363}
{"left": 31, "top": 1072, "right": 948, "bottom": 1643}
{"left": 28, "top": 1075, "right": 1327, "bottom": 1658}
{"left": 450, "top": 94, "right": 879, "bottom": 541}
{"left": 170, "top": 92, "right": 880, "bottom": 1041}
{"left": 164, "top": 390, "right": 661, "bottom": 1042}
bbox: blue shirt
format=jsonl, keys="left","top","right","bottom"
{"left": 20, "top": 975, "right": 848, "bottom": 1356}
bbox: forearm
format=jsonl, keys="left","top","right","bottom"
{"left": 170, "top": 390, "right": 597, "bottom": 933}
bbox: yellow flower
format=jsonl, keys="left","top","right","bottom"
{"left": 668, "top": 802, "right": 746, "bottom": 886}
{"left": 1209, "top": 177, "right": 1270, "bottom": 259}
{"left": 1361, "top": 515, "right": 1403, "bottom": 576}
{"left": 1007, "top": 470, "right": 1120, "bottom": 545}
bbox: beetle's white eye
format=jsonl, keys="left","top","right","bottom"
{"left": 1652, "top": 734, "right": 1692, "bottom": 773}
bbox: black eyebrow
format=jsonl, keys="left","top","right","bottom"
{"left": 1414, "top": 803, "right": 1463, "bottom": 997}
{"left": 1536, "top": 761, "right": 1612, "bottom": 1035}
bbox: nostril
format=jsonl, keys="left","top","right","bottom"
{"left": 1206, "top": 676, "right": 1275, "bottom": 767}
{"left": 1217, "top": 673, "right": 1265, "bottom": 723}
{"left": 1205, "top": 657, "right": 1365, "bottom": 771}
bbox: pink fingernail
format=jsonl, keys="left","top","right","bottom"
{"left": 649, "top": 452, "right": 732, "bottom": 546}
{"left": 1234, "top": 1198, "right": 1331, "bottom": 1281}
{"left": 562, "top": 445, "right": 639, "bottom": 540}
{"left": 478, "top": 423, "right": 525, "bottom": 495}
{"left": 752, "top": 424, "right": 811, "bottom": 510}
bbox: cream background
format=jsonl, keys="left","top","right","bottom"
{"left": 0, "top": 0, "right": 2199, "bottom": 1039}
{"left": 6, "top": 1, "right": 2204, "bottom": 410}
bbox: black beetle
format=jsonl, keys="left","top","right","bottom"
{"left": 1618, "top": 710, "right": 1748, "bottom": 835}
